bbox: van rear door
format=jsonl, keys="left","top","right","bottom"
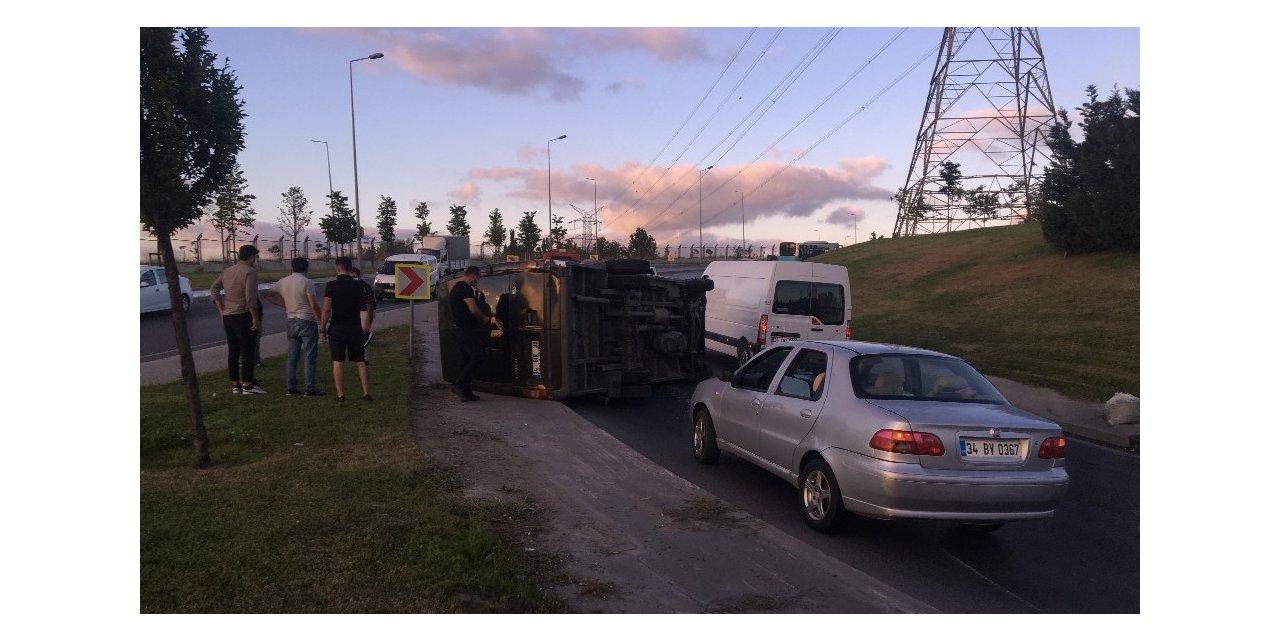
{"left": 769, "top": 280, "right": 846, "bottom": 343}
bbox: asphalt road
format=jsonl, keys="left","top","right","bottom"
{"left": 140, "top": 287, "right": 413, "bottom": 360}
{"left": 566, "top": 354, "right": 1141, "bottom": 614}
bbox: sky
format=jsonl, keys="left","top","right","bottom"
{"left": 23, "top": 2, "right": 1280, "bottom": 636}
{"left": 139, "top": 24, "right": 1138, "bottom": 259}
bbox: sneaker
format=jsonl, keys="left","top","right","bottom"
{"left": 286, "top": 388, "right": 301, "bottom": 396}
{"left": 304, "top": 389, "right": 326, "bottom": 397}
{"left": 465, "top": 393, "right": 481, "bottom": 402}
{"left": 241, "top": 385, "right": 268, "bottom": 395}
{"left": 336, "top": 395, "right": 346, "bottom": 402}
{"left": 232, "top": 384, "right": 243, "bottom": 395}
{"left": 362, "top": 394, "right": 374, "bottom": 402}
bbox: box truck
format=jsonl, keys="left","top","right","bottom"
{"left": 417, "top": 235, "right": 470, "bottom": 276}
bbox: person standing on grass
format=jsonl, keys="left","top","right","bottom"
{"left": 319, "top": 256, "right": 372, "bottom": 402}
{"left": 210, "top": 245, "right": 265, "bottom": 395}
{"left": 448, "top": 265, "right": 488, "bottom": 402}
{"left": 350, "top": 266, "right": 377, "bottom": 365}
{"left": 263, "top": 256, "right": 325, "bottom": 397}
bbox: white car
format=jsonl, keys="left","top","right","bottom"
{"left": 140, "top": 265, "right": 194, "bottom": 313}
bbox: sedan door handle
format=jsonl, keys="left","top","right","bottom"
{"left": 800, "top": 409, "right": 813, "bottom": 418}
{"left": 751, "top": 399, "right": 762, "bottom": 408}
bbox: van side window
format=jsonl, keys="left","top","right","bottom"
{"left": 141, "top": 270, "right": 156, "bottom": 286}
{"left": 736, "top": 347, "right": 793, "bottom": 392}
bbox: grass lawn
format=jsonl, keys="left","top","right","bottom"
{"left": 814, "top": 223, "right": 1139, "bottom": 402}
{"left": 140, "top": 325, "right": 564, "bottom": 613}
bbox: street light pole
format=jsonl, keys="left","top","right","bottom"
{"left": 585, "top": 177, "right": 597, "bottom": 256}
{"left": 547, "top": 134, "right": 567, "bottom": 251}
{"left": 349, "top": 52, "right": 383, "bottom": 265}
{"left": 699, "top": 164, "right": 714, "bottom": 257}
{"left": 309, "top": 139, "right": 333, "bottom": 202}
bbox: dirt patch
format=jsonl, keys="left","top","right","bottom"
{"left": 707, "top": 594, "right": 799, "bottom": 613}
{"left": 662, "top": 497, "right": 757, "bottom": 533}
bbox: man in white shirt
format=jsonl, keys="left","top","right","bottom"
{"left": 263, "top": 257, "right": 325, "bottom": 396}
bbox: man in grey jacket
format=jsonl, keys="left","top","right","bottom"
{"left": 210, "top": 245, "right": 265, "bottom": 394}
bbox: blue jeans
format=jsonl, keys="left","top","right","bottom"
{"left": 286, "top": 318, "right": 319, "bottom": 392}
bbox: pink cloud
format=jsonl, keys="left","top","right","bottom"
{"left": 823, "top": 206, "right": 866, "bottom": 226}
{"left": 448, "top": 181, "right": 480, "bottom": 203}
{"left": 453, "top": 156, "right": 892, "bottom": 247}
{"left": 365, "top": 28, "right": 709, "bottom": 101}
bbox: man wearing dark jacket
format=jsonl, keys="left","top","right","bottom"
{"left": 448, "top": 265, "right": 488, "bottom": 401}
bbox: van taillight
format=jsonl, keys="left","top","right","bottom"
{"left": 869, "top": 429, "right": 945, "bottom": 456}
{"left": 844, "top": 320, "right": 851, "bottom": 339}
{"left": 757, "top": 314, "right": 768, "bottom": 346}
{"left": 1037, "top": 437, "right": 1066, "bottom": 459}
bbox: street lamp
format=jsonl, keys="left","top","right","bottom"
{"left": 349, "top": 51, "right": 383, "bottom": 265}
{"left": 585, "top": 177, "right": 597, "bottom": 255}
{"left": 547, "top": 134, "right": 567, "bottom": 251}
{"left": 734, "top": 189, "right": 745, "bottom": 257}
{"left": 698, "top": 164, "right": 714, "bottom": 256}
{"left": 309, "top": 139, "right": 333, "bottom": 206}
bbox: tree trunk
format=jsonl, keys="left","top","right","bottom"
{"left": 157, "top": 232, "right": 211, "bottom": 467}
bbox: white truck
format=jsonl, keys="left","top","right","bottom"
{"left": 417, "top": 235, "right": 470, "bottom": 277}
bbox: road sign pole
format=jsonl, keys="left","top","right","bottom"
{"left": 410, "top": 299, "right": 415, "bottom": 356}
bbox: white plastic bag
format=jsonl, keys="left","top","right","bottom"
{"left": 1104, "top": 392, "right": 1140, "bottom": 425}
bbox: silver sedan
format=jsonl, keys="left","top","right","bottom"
{"left": 690, "top": 340, "right": 1068, "bottom": 533}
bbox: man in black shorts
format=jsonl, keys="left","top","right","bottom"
{"left": 319, "top": 256, "right": 372, "bottom": 401}
{"left": 448, "top": 265, "right": 489, "bottom": 401}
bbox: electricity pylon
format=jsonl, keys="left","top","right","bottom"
{"left": 894, "top": 27, "right": 1057, "bottom": 237}
{"left": 567, "top": 203, "right": 601, "bottom": 255}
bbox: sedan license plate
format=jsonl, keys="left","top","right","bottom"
{"left": 959, "top": 438, "right": 1023, "bottom": 462}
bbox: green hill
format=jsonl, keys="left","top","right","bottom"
{"left": 812, "top": 223, "right": 1138, "bottom": 402}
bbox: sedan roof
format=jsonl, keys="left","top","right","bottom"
{"left": 788, "top": 339, "right": 956, "bottom": 359}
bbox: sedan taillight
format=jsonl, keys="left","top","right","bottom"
{"left": 869, "top": 429, "right": 945, "bottom": 456}
{"left": 1037, "top": 437, "right": 1067, "bottom": 459}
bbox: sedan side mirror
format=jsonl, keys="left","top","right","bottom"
{"left": 717, "top": 369, "right": 734, "bottom": 383}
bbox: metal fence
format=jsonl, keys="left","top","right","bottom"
{"left": 142, "top": 235, "right": 782, "bottom": 268}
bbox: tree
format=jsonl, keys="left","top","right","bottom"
{"left": 963, "top": 185, "right": 1000, "bottom": 220}
{"left": 376, "top": 195, "right": 398, "bottom": 245}
{"left": 516, "top": 211, "right": 542, "bottom": 255}
{"left": 319, "top": 190, "right": 358, "bottom": 252}
{"left": 1034, "top": 84, "right": 1140, "bottom": 253}
{"left": 413, "top": 202, "right": 433, "bottom": 240}
{"left": 446, "top": 204, "right": 470, "bottom": 237}
{"left": 208, "top": 162, "right": 256, "bottom": 262}
{"left": 549, "top": 213, "right": 568, "bottom": 249}
{"left": 594, "top": 237, "right": 624, "bottom": 259}
{"left": 484, "top": 208, "right": 506, "bottom": 255}
{"left": 267, "top": 243, "right": 281, "bottom": 259}
{"left": 627, "top": 227, "right": 658, "bottom": 259}
{"left": 141, "top": 27, "right": 245, "bottom": 468}
{"left": 276, "top": 186, "right": 311, "bottom": 258}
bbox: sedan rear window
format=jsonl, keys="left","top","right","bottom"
{"left": 851, "top": 355, "right": 1007, "bottom": 405}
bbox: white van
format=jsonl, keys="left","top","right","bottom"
{"left": 702, "top": 260, "right": 852, "bottom": 365}
{"left": 373, "top": 254, "right": 440, "bottom": 300}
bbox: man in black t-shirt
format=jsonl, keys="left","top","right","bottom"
{"left": 448, "top": 265, "right": 488, "bottom": 401}
{"left": 319, "top": 256, "right": 372, "bottom": 402}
